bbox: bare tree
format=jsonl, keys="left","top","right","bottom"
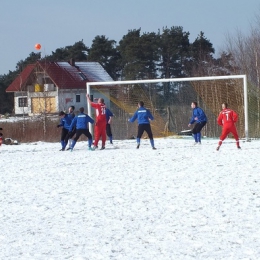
{"left": 223, "top": 12, "right": 260, "bottom": 137}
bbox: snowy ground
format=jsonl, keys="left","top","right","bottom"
{"left": 0, "top": 137, "right": 260, "bottom": 259}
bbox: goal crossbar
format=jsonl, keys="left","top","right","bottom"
{"left": 86, "top": 75, "right": 248, "bottom": 140}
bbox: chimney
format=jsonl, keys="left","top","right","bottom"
{"left": 69, "top": 58, "right": 75, "bottom": 66}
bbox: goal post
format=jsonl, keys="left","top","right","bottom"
{"left": 86, "top": 75, "right": 249, "bottom": 141}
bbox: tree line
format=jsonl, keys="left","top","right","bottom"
{"left": 0, "top": 23, "right": 258, "bottom": 114}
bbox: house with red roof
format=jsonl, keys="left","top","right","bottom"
{"left": 6, "top": 60, "right": 114, "bottom": 115}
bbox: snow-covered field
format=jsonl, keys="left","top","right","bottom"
{"left": 1, "top": 137, "right": 260, "bottom": 259}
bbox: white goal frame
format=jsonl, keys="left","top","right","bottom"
{"left": 86, "top": 75, "right": 248, "bottom": 140}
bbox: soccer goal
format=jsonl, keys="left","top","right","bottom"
{"left": 86, "top": 75, "right": 252, "bottom": 140}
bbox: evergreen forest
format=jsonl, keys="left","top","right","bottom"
{"left": 0, "top": 24, "right": 259, "bottom": 115}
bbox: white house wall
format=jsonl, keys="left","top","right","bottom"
{"left": 58, "top": 89, "right": 88, "bottom": 113}
{"left": 13, "top": 88, "right": 111, "bottom": 115}
{"left": 14, "top": 96, "right": 29, "bottom": 114}
{"left": 57, "top": 89, "right": 111, "bottom": 114}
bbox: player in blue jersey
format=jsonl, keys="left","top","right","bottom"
{"left": 68, "top": 107, "right": 94, "bottom": 151}
{"left": 57, "top": 111, "right": 73, "bottom": 151}
{"left": 106, "top": 108, "right": 114, "bottom": 144}
{"left": 188, "top": 101, "right": 207, "bottom": 144}
{"left": 129, "top": 101, "right": 156, "bottom": 150}
{"left": 66, "top": 105, "right": 76, "bottom": 150}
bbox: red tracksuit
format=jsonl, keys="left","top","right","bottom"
{"left": 90, "top": 102, "right": 107, "bottom": 147}
{"left": 217, "top": 108, "right": 240, "bottom": 147}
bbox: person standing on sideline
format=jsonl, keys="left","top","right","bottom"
{"left": 68, "top": 107, "right": 94, "bottom": 151}
{"left": 57, "top": 111, "right": 73, "bottom": 151}
{"left": 86, "top": 94, "right": 107, "bottom": 150}
{"left": 216, "top": 103, "right": 241, "bottom": 151}
{"left": 188, "top": 101, "right": 207, "bottom": 144}
{"left": 66, "top": 105, "right": 76, "bottom": 150}
{"left": 129, "top": 101, "right": 156, "bottom": 150}
{"left": 106, "top": 108, "right": 114, "bottom": 144}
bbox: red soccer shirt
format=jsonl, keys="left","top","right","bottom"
{"left": 90, "top": 102, "right": 106, "bottom": 124}
{"left": 217, "top": 108, "right": 238, "bottom": 126}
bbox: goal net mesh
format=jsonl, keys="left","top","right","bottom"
{"left": 88, "top": 77, "right": 258, "bottom": 140}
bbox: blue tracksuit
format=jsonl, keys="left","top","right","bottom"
{"left": 58, "top": 114, "right": 73, "bottom": 150}
{"left": 106, "top": 108, "right": 113, "bottom": 123}
{"left": 106, "top": 108, "right": 114, "bottom": 143}
{"left": 69, "top": 113, "right": 94, "bottom": 150}
{"left": 58, "top": 114, "right": 72, "bottom": 130}
{"left": 70, "top": 113, "right": 94, "bottom": 131}
{"left": 189, "top": 107, "right": 207, "bottom": 143}
{"left": 129, "top": 106, "right": 154, "bottom": 124}
{"left": 129, "top": 106, "right": 155, "bottom": 148}
{"left": 68, "top": 112, "right": 75, "bottom": 122}
{"left": 189, "top": 107, "right": 207, "bottom": 124}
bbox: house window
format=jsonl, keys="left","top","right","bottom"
{"left": 18, "top": 97, "right": 28, "bottom": 107}
{"left": 76, "top": 94, "right": 80, "bottom": 103}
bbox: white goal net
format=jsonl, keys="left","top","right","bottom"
{"left": 86, "top": 75, "right": 252, "bottom": 140}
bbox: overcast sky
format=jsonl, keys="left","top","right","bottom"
{"left": 1, "top": 0, "right": 259, "bottom": 75}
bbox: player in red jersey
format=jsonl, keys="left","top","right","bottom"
{"left": 86, "top": 94, "right": 107, "bottom": 150}
{"left": 216, "top": 103, "right": 241, "bottom": 151}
